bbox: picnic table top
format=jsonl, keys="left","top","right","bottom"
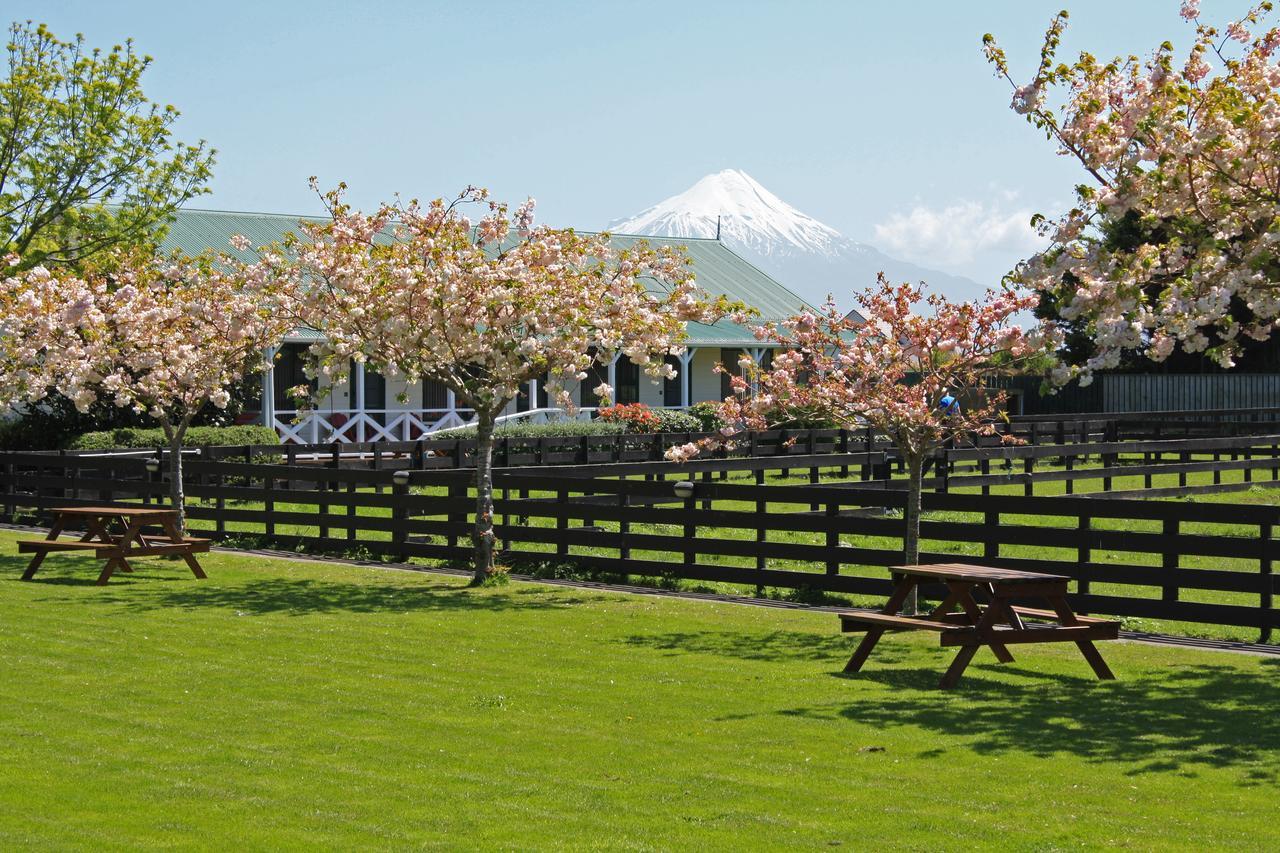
{"left": 890, "top": 562, "right": 1072, "bottom": 585}
{"left": 48, "top": 506, "right": 178, "bottom": 518}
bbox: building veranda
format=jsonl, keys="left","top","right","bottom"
{"left": 162, "top": 208, "right": 816, "bottom": 443}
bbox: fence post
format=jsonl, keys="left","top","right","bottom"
{"left": 556, "top": 487, "right": 569, "bottom": 559}
{"left": 1162, "top": 518, "right": 1179, "bottom": 603}
{"left": 213, "top": 459, "right": 226, "bottom": 539}
{"left": 61, "top": 450, "right": 74, "bottom": 504}
{"left": 780, "top": 429, "right": 790, "bottom": 479}
{"left": 839, "top": 429, "right": 850, "bottom": 479}
{"left": 3, "top": 458, "right": 13, "bottom": 521}
{"left": 825, "top": 502, "right": 840, "bottom": 575}
{"left": 618, "top": 484, "right": 630, "bottom": 563}
{"left": 1260, "top": 522, "right": 1273, "bottom": 645}
{"left": 392, "top": 476, "right": 408, "bottom": 563}
{"left": 683, "top": 491, "right": 696, "bottom": 567}
{"left": 984, "top": 511, "right": 999, "bottom": 561}
{"left": 755, "top": 492, "right": 767, "bottom": 596}
{"left": 1076, "top": 514, "right": 1092, "bottom": 614}
{"left": 1065, "top": 454, "right": 1074, "bottom": 495}
{"left": 980, "top": 459, "right": 990, "bottom": 497}
{"left": 1023, "top": 457, "right": 1034, "bottom": 497}
{"left": 347, "top": 480, "right": 358, "bottom": 543}
{"left": 1245, "top": 446, "right": 1254, "bottom": 484}
{"left": 264, "top": 466, "right": 276, "bottom": 542}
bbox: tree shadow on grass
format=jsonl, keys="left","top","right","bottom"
{"left": 3, "top": 552, "right": 588, "bottom": 615}
{"left": 621, "top": 628, "right": 868, "bottom": 663}
{"left": 628, "top": 627, "right": 1280, "bottom": 782}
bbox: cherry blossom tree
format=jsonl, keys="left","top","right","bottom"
{"left": 668, "top": 277, "right": 1042, "bottom": 608}
{"left": 985, "top": 2, "right": 1280, "bottom": 383}
{"left": 0, "top": 247, "right": 291, "bottom": 530}
{"left": 281, "top": 183, "right": 737, "bottom": 584}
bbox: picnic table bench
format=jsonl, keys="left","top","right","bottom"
{"left": 17, "top": 506, "right": 209, "bottom": 586}
{"left": 839, "top": 563, "right": 1119, "bottom": 688}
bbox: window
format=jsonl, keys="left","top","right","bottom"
{"left": 351, "top": 360, "right": 386, "bottom": 424}
{"left": 720, "top": 348, "right": 743, "bottom": 401}
{"left": 663, "top": 354, "right": 684, "bottom": 407}
{"left": 615, "top": 358, "right": 640, "bottom": 405}
{"left": 579, "top": 358, "right": 609, "bottom": 409}
{"left": 422, "top": 378, "right": 449, "bottom": 411}
{"left": 719, "top": 348, "right": 771, "bottom": 400}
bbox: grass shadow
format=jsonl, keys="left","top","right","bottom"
{"left": 3, "top": 551, "right": 587, "bottom": 616}
{"left": 630, "top": 627, "right": 1280, "bottom": 781}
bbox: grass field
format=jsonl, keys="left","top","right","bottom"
{"left": 1, "top": 529, "right": 1277, "bottom": 849}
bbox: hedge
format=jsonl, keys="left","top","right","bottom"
{"left": 445, "top": 420, "right": 627, "bottom": 440}
{"left": 68, "top": 425, "right": 280, "bottom": 451}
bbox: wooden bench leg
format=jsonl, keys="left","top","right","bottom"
{"left": 844, "top": 629, "right": 884, "bottom": 673}
{"left": 939, "top": 644, "right": 979, "bottom": 689}
{"left": 842, "top": 576, "right": 919, "bottom": 675}
{"left": 951, "top": 582, "right": 1015, "bottom": 664}
{"left": 1047, "top": 594, "right": 1115, "bottom": 681}
{"left": 1075, "top": 640, "right": 1115, "bottom": 680}
{"left": 181, "top": 553, "right": 207, "bottom": 580}
{"left": 96, "top": 558, "right": 125, "bottom": 586}
{"left": 20, "top": 553, "right": 46, "bottom": 581}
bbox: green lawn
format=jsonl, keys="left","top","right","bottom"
{"left": 1, "top": 530, "right": 1277, "bottom": 849}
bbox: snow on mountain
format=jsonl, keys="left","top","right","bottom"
{"left": 608, "top": 169, "right": 986, "bottom": 312}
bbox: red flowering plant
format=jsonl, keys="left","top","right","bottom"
{"left": 598, "top": 402, "right": 663, "bottom": 433}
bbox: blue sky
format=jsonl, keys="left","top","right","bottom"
{"left": 17, "top": 1, "right": 1223, "bottom": 285}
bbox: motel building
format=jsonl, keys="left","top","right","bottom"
{"left": 164, "top": 209, "right": 825, "bottom": 443}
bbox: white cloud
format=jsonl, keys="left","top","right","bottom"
{"left": 872, "top": 198, "right": 1044, "bottom": 268}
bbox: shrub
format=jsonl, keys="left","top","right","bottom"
{"left": 445, "top": 420, "right": 626, "bottom": 440}
{"left": 653, "top": 408, "right": 703, "bottom": 433}
{"left": 686, "top": 401, "right": 725, "bottom": 432}
{"left": 68, "top": 424, "right": 280, "bottom": 451}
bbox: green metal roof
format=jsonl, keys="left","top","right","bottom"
{"left": 160, "top": 208, "right": 818, "bottom": 346}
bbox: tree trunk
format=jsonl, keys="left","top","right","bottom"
{"left": 469, "top": 413, "right": 498, "bottom": 584}
{"left": 902, "top": 450, "right": 924, "bottom": 615}
{"left": 161, "top": 419, "right": 188, "bottom": 536}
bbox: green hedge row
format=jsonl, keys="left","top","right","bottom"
{"left": 445, "top": 420, "right": 627, "bottom": 440}
{"left": 68, "top": 425, "right": 280, "bottom": 451}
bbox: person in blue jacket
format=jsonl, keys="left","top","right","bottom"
{"left": 939, "top": 391, "right": 960, "bottom": 416}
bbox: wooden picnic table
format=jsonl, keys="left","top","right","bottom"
{"left": 18, "top": 506, "right": 209, "bottom": 586}
{"left": 839, "top": 562, "right": 1119, "bottom": 689}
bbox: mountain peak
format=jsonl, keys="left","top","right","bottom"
{"left": 608, "top": 169, "right": 985, "bottom": 310}
{"left": 609, "top": 169, "right": 844, "bottom": 258}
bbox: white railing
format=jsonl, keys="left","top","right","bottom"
{"left": 272, "top": 403, "right": 689, "bottom": 443}
{"left": 272, "top": 408, "right": 476, "bottom": 444}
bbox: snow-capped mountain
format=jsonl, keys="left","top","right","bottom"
{"left": 608, "top": 169, "right": 984, "bottom": 312}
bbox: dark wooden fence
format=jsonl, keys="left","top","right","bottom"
{"left": 938, "top": 433, "right": 1280, "bottom": 498}
{"left": 1, "top": 450, "right": 1275, "bottom": 641}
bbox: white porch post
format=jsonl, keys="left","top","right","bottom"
{"left": 747, "top": 347, "right": 766, "bottom": 396}
{"left": 679, "top": 348, "right": 696, "bottom": 408}
{"left": 447, "top": 388, "right": 457, "bottom": 426}
{"left": 529, "top": 377, "right": 538, "bottom": 411}
{"left": 261, "top": 347, "right": 277, "bottom": 432}
{"left": 353, "top": 361, "right": 366, "bottom": 442}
